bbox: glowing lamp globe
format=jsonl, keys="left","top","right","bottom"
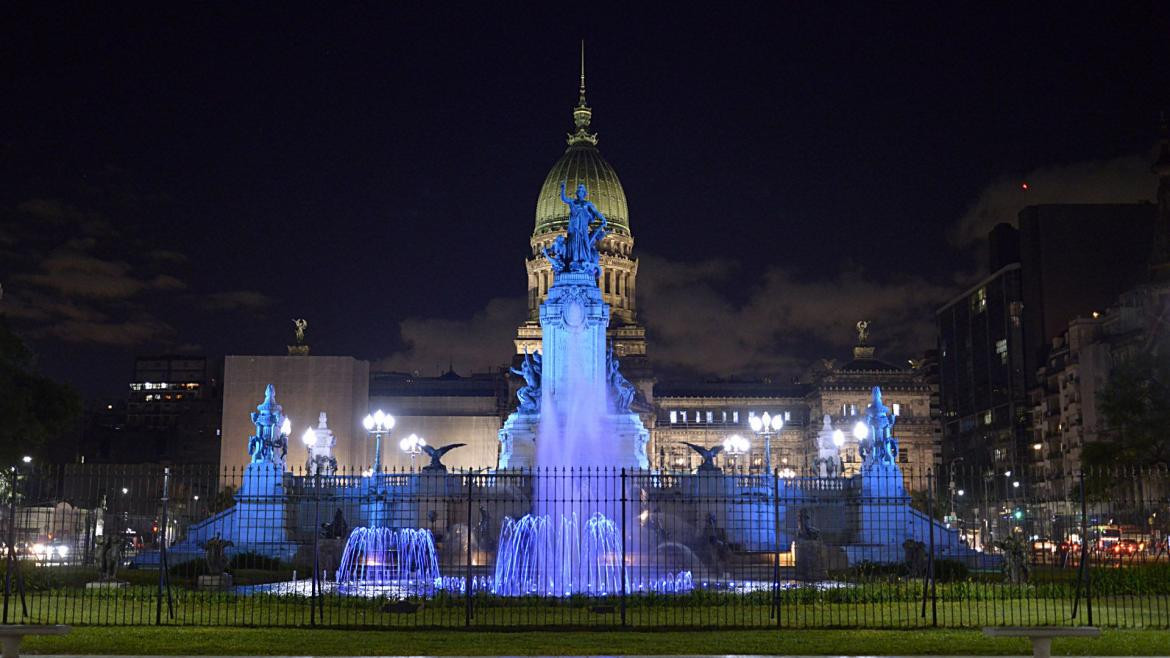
{"left": 362, "top": 415, "right": 375, "bottom": 431}
{"left": 852, "top": 421, "right": 868, "bottom": 440}
{"left": 749, "top": 416, "right": 763, "bottom": 432}
{"left": 832, "top": 429, "right": 845, "bottom": 447}
{"left": 373, "top": 409, "right": 385, "bottom": 426}
{"left": 771, "top": 415, "right": 784, "bottom": 431}
{"left": 723, "top": 434, "right": 750, "bottom": 454}
{"left": 280, "top": 418, "right": 291, "bottom": 436}
{"left": 301, "top": 427, "right": 317, "bottom": 447}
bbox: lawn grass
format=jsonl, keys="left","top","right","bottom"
{"left": 7, "top": 589, "right": 1167, "bottom": 629}
{"left": 20, "top": 627, "right": 1170, "bottom": 655}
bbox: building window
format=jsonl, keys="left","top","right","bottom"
{"left": 983, "top": 410, "right": 993, "bottom": 425}
{"left": 892, "top": 403, "right": 900, "bottom": 416}
{"left": 996, "top": 338, "right": 1008, "bottom": 365}
{"left": 732, "top": 411, "right": 739, "bottom": 423}
{"left": 784, "top": 411, "right": 791, "bottom": 421}
{"left": 706, "top": 411, "right": 713, "bottom": 423}
{"left": 669, "top": 411, "right": 677, "bottom": 424}
{"left": 721, "top": 411, "right": 727, "bottom": 422}
{"left": 971, "top": 287, "right": 987, "bottom": 314}
{"left": 680, "top": 411, "right": 687, "bottom": 423}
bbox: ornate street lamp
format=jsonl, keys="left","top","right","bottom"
{"left": 748, "top": 411, "right": 784, "bottom": 474}
{"left": 722, "top": 434, "right": 750, "bottom": 472}
{"left": 362, "top": 410, "right": 395, "bottom": 473}
{"left": 399, "top": 433, "right": 426, "bottom": 471}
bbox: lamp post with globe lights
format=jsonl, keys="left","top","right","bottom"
{"left": 362, "top": 410, "right": 395, "bottom": 474}
{"left": 400, "top": 433, "right": 426, "bottom": 471}
{"left": 399, "top": 433, "right": 426, "bottom": 471}
{"left": 748, "top": 411, "right": 784, "bottom": 474}
{"left": 722, "top": 434, "right": 750, "bottom": 472}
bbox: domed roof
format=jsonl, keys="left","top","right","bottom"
{"left": 534, "top": 55, "right": 630, "bottom": 239}
{"left": 534, "top": 144, "right": 630, "bottom": 237}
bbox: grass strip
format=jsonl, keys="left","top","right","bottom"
{"left": 21, "top": 627, "right": 1170, "bottom": 656}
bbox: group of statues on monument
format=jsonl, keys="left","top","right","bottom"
{"left": 543, "top": 182, "right": 608, "bottom": 277}
{"left": 509, "top": 181, "right": 637, "bottom": 415}
{"left": 509, "top": 344, "right": 637, "bottom": 414}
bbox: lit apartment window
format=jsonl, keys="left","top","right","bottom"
{"left": 996, "top": 338, "right": 1008, "bottom": 365}
{"left": 971, "top": 287, "right": 987, "bottom": 314}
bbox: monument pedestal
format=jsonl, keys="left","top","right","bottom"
{"left": 197, "top": 573, "right": 233, "bottom": 591}
{"left": 497, "top": 413, "right": 538, "bottom": 469}
{"left": 852, "top": 463, "right": 911, "bottom": 563}
{"left": 234, "top": 462, "right": 296, "bottom": 558}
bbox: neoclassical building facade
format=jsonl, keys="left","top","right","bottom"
{"left": 219, "top": 68, "right": 942, "bottom": 490}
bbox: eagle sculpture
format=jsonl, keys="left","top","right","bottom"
{"left": 421, "top": 443, "right": 467, "bottom": 473}
{"left": 682, "top": 442, "right": 724, "bottom": 473}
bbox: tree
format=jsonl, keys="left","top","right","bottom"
{"left": 0, "top": 315, "right": 81, "bottom": 464}
{"left": 1094, "top": 352, "right": 1170, "bottom": 468}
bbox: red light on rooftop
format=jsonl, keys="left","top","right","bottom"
{"left": 1021, "top": 182, "right": 1029, "bottom": 190}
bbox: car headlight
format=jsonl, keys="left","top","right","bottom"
{"left": 56, "top": 545, "right": 69, "bottom": 557}
{"left": 31, "top": 543, "right": 46, "bottom": 557}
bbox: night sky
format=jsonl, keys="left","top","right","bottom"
{"left": 3, "top": 3, "right": 1168, "bottom": 398}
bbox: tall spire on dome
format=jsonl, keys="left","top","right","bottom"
{"left": 568, "top": 40, "right": 598, "bottom": 146}
{"left": 578, "top": 39, "right": 587, "bottom": 105}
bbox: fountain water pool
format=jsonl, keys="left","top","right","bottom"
{"left": 335, "top": 526, "right": 440, "bottom": 595}
{"left": 491, "top": 512, "right": 693, "bottom": 597}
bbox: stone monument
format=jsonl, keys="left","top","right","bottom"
{"left": 813, "top": 414, "right": 841, "bottom": 477}
{"left": 198, "top": 533, "right": 234, "bottom": 591}
{"left": 499, "top": 182, "right": 648, "bottom": 469}
{"left": 305, "top": 411, "right": 338, "bottom": 476}
{"left": 86, "top": 533, "right": 128, "bottom": 589}
{"left": 856, "top": 385, "right": 910, "bottom": 561}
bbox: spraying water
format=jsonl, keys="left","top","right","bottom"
{"left": 335, "top": 527, "right": 440, "bottom": 595}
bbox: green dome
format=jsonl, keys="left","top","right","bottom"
{"left": 534, "top": 144, "right": 630, "bottom": 238}
{"left": 535, "top": 52, "right": 631, "bottom": 239}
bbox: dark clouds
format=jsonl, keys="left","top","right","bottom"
{"left": 371, "top": 147, "right": 1161, "bottom": 380}
{"left": 0, "top": 197, "right": 273, "bottom": 348}
{"left": 376, "top": 297, "right": 526, "bottom": 375}
{"left": 952, "top": 153, "right": 1158, "bottom": 248}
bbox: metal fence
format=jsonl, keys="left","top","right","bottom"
{"left": 2, "top": 463, "right": 1167, "bottom": 629}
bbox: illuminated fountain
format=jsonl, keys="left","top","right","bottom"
{"left": 493, "top": 183, "right": 679, "bottom": 596}
{"left": 335, "top": 527, "right": 440, "bottom": 596}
